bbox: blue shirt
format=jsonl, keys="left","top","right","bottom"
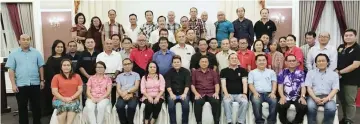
{"left": 305, "top": 69, "right": 339, "bottom": 95}
{"left": 248, "top": 68, "right": 277, "bottom": 93}
{"left": 5, "top": 47, "right": 45, "bottom": 87}
{"left": 152, "top": 50, "right": 175, "bottom": 75}
{"left": 277, "top": 68, "right": 305, "bottom": 101}
{"left": 215, "top": 20, "right": 234, "bottom": 43}
{"left": 116, "top": 71, "right": 140, "bottom": 95}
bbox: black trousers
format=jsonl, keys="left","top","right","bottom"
{"left": 16, "top": 85, "right": 42, "bottom": 124}
{"left": 194, "top": 95, "right": 220, "bottom": 123}
{"left": 42, "top": 81, "right": 54, "bottom": 115}
{"left": 277, "top": 100, "right": 307, "bottom": 124}
{"left": 143, "top": 99, "right": 164, "bottom": 120}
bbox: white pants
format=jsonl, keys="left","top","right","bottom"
{"left": 85, "top": 99, "right": 110, "bottom": 124}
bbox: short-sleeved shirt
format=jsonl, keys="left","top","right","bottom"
{"left": 189, "top": 18, "right": 205, "bottom": 39}
{"left": 129, "top": 47, "right": 154, "bottom": 70}
{"left": 305, "top": 69, "right": 339, "bottom": 95}
{"left": 87, "top": 75, "right": 112, "bottom": 99}
{"left": 190, "top": 52, "right": 218, "bottom": 70}
{"left": 237, "top": 50, "right": 256, "bottom": 71}
{"left": 277, "top": 68, "right": 305, "bottom": 101}
{"left": 140, "top": 74, "right": 166, "bottom": 101}
{"left": 220, "top": 66, "right": 248, "bottom": 94}
{"left": 5, "top": 48, "right": 45, "bottom": 87}
{"left": 248, "top": 68, "right": 277, "bottom": 93}
{"left": 66, "top": 52, "right": 81, "bottom": 71}
{"left": 165, "top": 67, "right": 191, "bottom": 95}
{"left": 51, "top": 74, "right": 83, "bottom": 100}
{"left": 337, "top": 43, "right": 360, "bottom": 85}
{"left": 192, "top": 69, "right": 219, "bottom": 97}
{"left": 215, "top": 20, "right": 234, "bottom": 43}
{"left": 139, "top": 22, "right": 157, "bottom": 39}
{"left": 102, "top": 21, "right": 125, "bottom": 40}
{"left": 216, "top": 50, "right": 237, "bottom": 71}
{"left": 152, "top": 50, "right": 175, "bottom": 75}
{"left": 119, "top": 50, "right": 131, "bottom": 60}
{"left": 170, "top": 44, "right": 196, "bottom": 70}
{"left": 116, "top": 71, "right": 140, "bottom": 92}
{"left": 149, "top": 29, "right": 176, "bottom": 44}
{"left": 78, "top": 50, "right": 99, "bottom": 80}
{"left": 167, "top": 22, "right": 181, "bottom": 34}
{"left": 96, "top": 51, "right": 122, "bottom": 73}
{"left": 254, "top": 19, "right": 277, "bottom": 39}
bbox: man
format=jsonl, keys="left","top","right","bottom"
{"left": 277, "top": 55, "right": 307, "bottom": 124}
{"left": 190, "top": 39, "right": 218, "bottom": 71}
{"left": 186, "top": 29, "right": 197, "bottom": 46}
{"left": 175, "top": 16, "right": 190, "bottom": 41}
{"left": 305, "top": 53, "right": 339, "bottom": 124}
{"left": 112, "top": 34, "right": 122, "bottom": 52}
{"left": 6, "top": 34, "right": 44, "bottom": 124}
{"left": 300, "top": 31, "right": 316, "bottom": 71}
{"left": 230, "top": 37, "right": 239, "bottom": 51}
{"left": 139, "top": 10, "right": 157, "bottom": 39}
{"left": 221, "top": 53, "right": 248, "bottom": 124}
{"left": 189, "top": 7, "right": 206, "bottom": 39}
{"left": 248, "top": 54, "right": 277, "bottom": 124}
{"left": 115, "top": 58, "right": 140, "bottom": 124}
{"left": 102, "top": 9, "right": 125, "bottom": 41}
{"left": 254, "top": 8, "right": 277, "bottom": 40}
{"left": 216, "top": 39, "right": 236, "bottom": 71}
{"left": 306, "top": 32, "right": 337, "bottom": 71}
{"left": 152, "top": 29, "right": 176, "bottom": 52}
{"left": 130, "top": 34, "right": 154, "bottom": 78}
{"left": 125, "top": 14, "right": 140, "bottom": 43}
{"left": 149, "top": 16, "right": 176, "bottom": 44}
{"left": 152, "top": 37, "right": 175, "bottom": 75}
{"left": 165, "top": 55, "right": 191, "bottom": 124}
{"left": 66, "top": 41, "right": 81, "bottom": 71}
{"left": 170, "top": 31, "right": 196, "bottom": 70}
{"left": 167, "top": 11, "right": 181, "bottom": 35}
{"left": 215, "top": 11, "right": 234, "bottom": 45}
{"left": 191, "top": 56, "right": 220, "bottom": 124}
{"left": 337, "top": 29, "right": 360, "bottom": 124}
{"left": 233, "top": 7, "right": 254, "bottom": 48}
{"left": 237, "top": 38, "right": 256, "bottom": 71}
{"left": 120, "top": 37, "right": 133, "bottom": 60}
{"left": 201, "top": 11, "right": 216, "bottom": 40}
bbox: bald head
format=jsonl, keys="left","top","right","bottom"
{"left": 137, "top": 34, "right": 147, "bottom": 48}
{"left": 19, "top": 34, "right": 31, "bottom": 49}
{"left": 217, "top": 11, "right": 225, "bottom": 21}
{"left": 167, "top": 11, "right": 175, "bottom": 22}
{"left": 201, "top": 11, "right": 208, "bottom": 22}
{"left": 319, "top": 32, "right": 330, "bottom": 45}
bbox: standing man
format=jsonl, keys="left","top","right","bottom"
{"left": 152, "top": 37, "right": 175, "bottom": 75}
{"left": 237, "top": 38, "right": 256, "bottom": 71}
{"left": 149, "top": 16, "right": 176, "bottom": 44}
{"left": 300, "top": 31, "right": 316, "bottom": 71}
{"left": 248, "top": 54, "right": 277, "bottom": 124}
{"left": 191, "top": 56, "right": 221, "bottom": 124}
{"left": 140, "top": 10, "right": 157, "bottom": 39}
{"left": 337, "top": 29, "right": 360, "bottom": 124}
{"left": 190, "top": 39, "right": 218, "bottom": 71}
{"left": 66, "top": 41, "right": 81, "bottom": 71}
{"left": 6, "top": 34, "right": 44, "bottom": 124}
{"left": 277, "top": 55, "right": 307, "bottom": 124}
{"left": 306, "top": 32, "right": 337, "bottom": 71}
{"left": 170, "top": 31, "right": 196, "bottom": 70}
{"left": 175, "top": 16, "right": 190, "bottom": 41}
{"left": 216, "top": 39, "right": 236, "bottom": 71}
{"left": 233, "top": 7, "right": 254, "bottom": 48}
{"left": 125, "top": 14, "right": 140, "bottom": 43}
{"left": 230, "top": 37, "right": 239, "bottom": 51}
{"left": 167, "top": 11, "right": 181, "bottom": 35}
{"left": 215, "top": 11, "right": 234, "bottom": 45}
{"left": 254, "top": 8, "right": 277, "bottom": 40}
{"left": 221, "top": 53, "right": 249, "bottom": 124}
{"left": 189, "top": 7, "right": 206, "bottom": 39}
{"left": 130, "top": 34, "right": 154, "bottom": 78}
{"left": 201, "top": 11, "right": 216, "bottom": 40}
{"left": 102, "top": 9, "right": 125, "bottom": 41}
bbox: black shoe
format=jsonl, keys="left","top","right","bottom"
{"left": 197, "top": 122, "right": 202, "bottom": 124}
{"left": 228, "top": 123, "right": 232, "bottom": 124}
{"left": 344, "top": 120, "right": 353, "bottom": 124}
{"left": 236, "top": 122, "right": 242, "bottom": 124}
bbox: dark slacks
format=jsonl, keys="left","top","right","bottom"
{"left": 193, "top": 95, "right": 220, "bottom": 123}
{"left": 277, "top": 99, "right": 307, "bottom": 124}
{"left": 16, "top": 85, "right": 42, "bottom": 124}
{"left": 116, "top": 97, "right": 138, "bottom": 124}
{"left": 143, "top": 99, "right": 164, "bottom": 120}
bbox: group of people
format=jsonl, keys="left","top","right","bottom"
{"left": 5, "top": 6, "right": 360, "bottom": 124}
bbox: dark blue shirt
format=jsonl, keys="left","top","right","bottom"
{"left": 152, "top": 50, "right": 175, "bottom": 75}
{"left": 233, "top": 18, "right": 254, "bottom": 43}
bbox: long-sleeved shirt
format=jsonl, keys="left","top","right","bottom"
{"left": 165, "top": 67, "right": 191, "bottom": 95}
{"left": 204, "top": 21, "right": 216, "bottom": 40}
{"left": 140, "top": 74, "right": 165, "bottom": 101}
{"left": 232, "top": 18, "right": 254, "bottom": 44}
{"left": 192, "top": 68, "right": 219, "bottom": 96}
{"left": 148, "top": 29, "right": 176, "bottom": 44}
{"left": 305, "top": 69, "right": 339, "bottom": 95}
{"left": 306, "top": 44, "right": 337, "bottom": 71}
{"left": 285, "top": 47, "right": 304, "bottom": 70}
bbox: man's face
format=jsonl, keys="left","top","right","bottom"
{"left": 198, "top": 40, "right": 208, "bottom": 52}
{"left": 104, "top": 40, "right": 113, "bottom": 51}
{"left": 344, "top": 32, "right": 357, "bottom": 44}
{"left": 285, "top": 56, "right": 298, "bottom": 68}
{"left": 190, "top": 8, "right": 198, "bottom": 18}
{"left": 68, "top": 42, "right": 77, "bottom": 53}
{"left": 316, "top": 56, "right": 328, "bottom": 70}
{"left": 318, "top": 33, "right": 330, "bottom": 45}
{"left": 129, "top": 15, "right": 137, "bottom": 25}
{"left": 145, "top": 12, "right": 153, "bottom": 22}
{"left": 260, "top": 9, "right": 269, "bottom": 19}
{"left": 256, "top": 56, "right": 267, "bottom": 68}
{"left": 201, "top": 13, "right": 208, "bottom": 22}
{"left": 137, "top": 35, "right": 147, "bottom": 47}
{"left": 237, "top": 8, "right": 245, "bottom": 18}
{"left": 230, "top": 38, "right": 239, "bottom": 49}
{"left": 305, "top": 35, "right": 315, "bottom": 45}
{"left": 199, "top": 58, "right": 209, "bottom": 69}
{"left": 159, "top": 31, "right": 168, "bottom": 38}
{"left": 217, "top": 12, "right": 225, "bottom": 21}
{"left": 187, "top": 30, "right": 195, "bottom": 40}
{"left": 238, "top": 39, "right": 248, "bottom": 50}
{"left": 108, "top": 10, "right": 116, "bottom": 20}
{"left": 221, "top": 39, "right": 230, "bottom": 51}
{"left": 229, "top": 54, "right": 238, "bottom": 66}
{"left": 168, "top": 12, "right": 175, "bottom": 22}
{"left": 123, "top": 59, "right": 133, "bottom": 72}
{"left": 158, "top": 17, "right": 166, "bottom": 29}
{"left": 177, "top": 32, "right": 186, "bottom": 44}
{"left": 172, "top": 59, "right": 182, "bottom": 70}
{"left": 180, "top": 17, "right": 189, "bottom": 27}
{"left": 112, "top": 36, "right": 120, "bottom": 48}
{"left": 159, "top": 40, "right": 168, "bottom": 50}
{"left": 122, "top": 39, "right": 132, "bottom": 50}
{"left": 85, "top": 39, "right": 95, "bottom": 49}
{"left": 19, "top": 35, "right": 31, "bottom": 48}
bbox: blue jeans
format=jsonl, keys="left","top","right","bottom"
{"left": 307, "top": 96, "right": 336, "bottom": 124}
{"left": 116, "top": 97, "right": 138, "bottom": 124}
{"left": 250, "top": 92, "right": 277, "bottom": 124}
{"left": 223, "top": 94, "right": 248, "bottom": 123}
{"left": 167, "top": 95, "right": 190, "bottom": 124}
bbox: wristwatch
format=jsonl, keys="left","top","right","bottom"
{"left": 301, "top": 95, "right": 305, "bottom": 98}
{"left": 127, "top": 90, "right": 131, "bottom": 94}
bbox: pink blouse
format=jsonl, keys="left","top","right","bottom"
{"left": 140, "top": 74, "right": 165, "bottom": 101}
{"left": 285, "top": 47, "right": 304, "bottom": 70}
{"left": 87, "top": 75, "right": 112, "bottom": 99}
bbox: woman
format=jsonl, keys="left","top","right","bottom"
{"left": 51, "top": 59, "right": 83, "bottom": 124}
{"left": 141, "top": 62, "right": 165, "bottom": 124}
{"left": 207, "top": 38, "right": 220, "bottom": 54}
{"left": 260, "top": 34, "right": 270, "bottom": 53}
{"left": 44, "top": 40, "right": 69, "bottom": 115}
{"left": 252, "top": 40, "right": 266, "bottom": 56}
{"left": 71, "top": 12, "right": 87, "bottom": 52}
{"left": 278, "top": 36, "right": 288, "bottom": 54}
{"left": 268, "top": 41, "right": 284, "bottom": 74}
{"left": 285, "top": 34, "right": 304, "bottom": 70}
{"left": 87, "top": 16, "right": 103, "bottom": 52}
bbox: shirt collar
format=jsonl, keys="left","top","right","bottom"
{"left": 197, "top": 68, "right": 210, "bottom": 73}
{"left": 123, "top": 71, "right": 133, "bottom": 76}
{"left": 316, "top": 68, "right": 330, "bottom": 74}
{"left": 19, "top": 47, "right": 33, "bottom": 52}
{"left": 156, "top": 49, "right": 170, "bottom": 55}
{"left": 108, "top": 21, "right": 118, "bottom": 26}
{"left": 238, "top": 49, "right": 250, "bottom": 54}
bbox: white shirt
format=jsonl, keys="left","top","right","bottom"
{"left": 170, "top": 44, "right": 196, "bottom": 70}
{"left": 204, "top": 21, "right": 216, "bottom": 40}
{"left": 96, "top": 51, "right": 123, "bottom": 73}
{"left": 216, "top": 50, "right": 237, "bottom": 72}
{"left": 306, "top": 44, "right": 337, "bottom": 71}
{"left": 149, "top": 29, "right": 176, "bottom": 44}
{"left": 125, "top": 26, "right": 140, "bottom": 43}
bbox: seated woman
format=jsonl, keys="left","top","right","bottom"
{"left": 51, "top": 59, "right": 83, "bottom": 124}
{"left": 85, "top": 61, "right": 112, "bottom": 124}
{"left": 141, "top": 61, "right": 166, "bottom": 124}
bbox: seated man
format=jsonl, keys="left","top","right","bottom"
{"left": 248, "top": 54, "right": 277, "bottom": 124}
{"left": 305, "top": 53, "right": 339, "bottom": 124}
{"left": 115, "top": 58, "right": 140, "bottom": 124}
{"left": 221, "top": 53, "right": 248, "bottom": 124}
{"left": 191, "top": 56, "right": 220, "bottom": 124}
{"left": 277, "top": 54, "right": 307, "bottom": 124}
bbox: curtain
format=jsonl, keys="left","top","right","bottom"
{"left": 342, "top": 1, "right": 360, "bottom": 43}
{"left": 6, "top": 3, "right": 22, "bottom": 41}
{"left": 78, "top": 1, "right": 122, "bottom": 28}
{"left": 17, "top": 3, "right": 35, "bottom": 47}
{"left": 299, "top": 1, "right": 316, "bottom": 46}
{"left": 311, "top": 1, "right": 326, "bottom": 31}
{"left": 333, "top": 1, "right": 347, "bottom": 37}
{"left": 1, "top": 4, "right": 19, "bottom": 56}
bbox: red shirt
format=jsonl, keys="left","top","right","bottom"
{"left": 237, "top": 50, "right": 256, "bottom": 71}
{"left": 192, "top": 68, "right": 219, "bottom": 97}
{"left": 130, "top": 47, "right": 154, "bottom": 70}
{"left": 51, "top": 74, "right": 83, "bottom": 100}
{"left": 285, "top": 46, "right": 304, "bottom": 70}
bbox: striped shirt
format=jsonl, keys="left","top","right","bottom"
{"left": 189, "top": 18, "right": 206, "bottom": 39}
{"left": 102, "top": 21, "right": 125, "bottom": 40}
{"left": 139, "top": 22, "right": 157, "bottom": 39}
{"left": 167, "top": 22, "right": 181, "bottom": 35}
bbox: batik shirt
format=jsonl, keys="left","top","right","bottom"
{"left": 277, "top": 68, "right": 305, "bottom": 101}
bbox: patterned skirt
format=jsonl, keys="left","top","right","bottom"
{"left": 52, "top": 99, "right": 81, "bottom": 115}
